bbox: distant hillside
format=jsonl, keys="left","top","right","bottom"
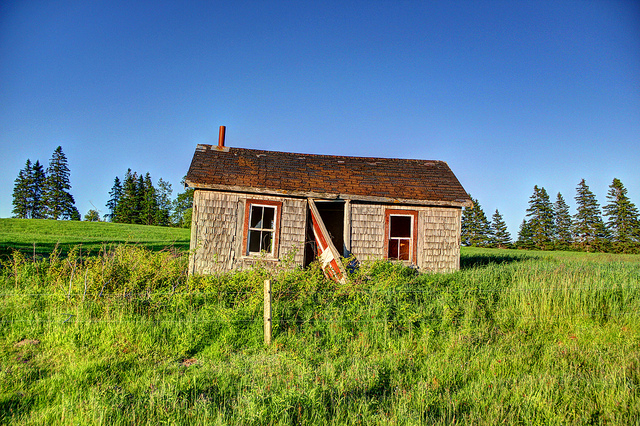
{"left": 0, "top": 218, "right": 190, "bottom": 259}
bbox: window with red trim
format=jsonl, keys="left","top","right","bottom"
{"left": 385, "top": 209, "right": 418, "bottom": 262}
{"left": 243, "top": 199, "right": 282, "bottom": 256}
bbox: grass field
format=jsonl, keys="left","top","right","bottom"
{"left": 0, "top": 223, "right": 639, "bottom": 424}
{"left": 0, "top": 218, "right": 190, "bottom": 259}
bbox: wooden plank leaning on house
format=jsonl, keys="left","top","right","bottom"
{"left": 308, "top": 199, "right": 348, "bottom": 284}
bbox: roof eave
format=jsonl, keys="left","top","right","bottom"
{"left": 186, "top": 181, "right": 472, "bottom": 208}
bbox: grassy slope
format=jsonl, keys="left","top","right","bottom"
{"left": 0, "top": 218, "right": 190, "bottom": 259}
{"left": 1, "top": 246, "right": 639, "bottom": 424}
{"left": 462, "top": 245, "right": 640, "bottom": 263}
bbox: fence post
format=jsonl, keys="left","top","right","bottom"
{"left": 264, "top": 279, "right": 272, "bottom": 345}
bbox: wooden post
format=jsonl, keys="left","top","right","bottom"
{"left": 343, "top": 199, "right": 351, "bottom": 257}
{"left": 264, "top": 279, "right": 272, "bottom": 345}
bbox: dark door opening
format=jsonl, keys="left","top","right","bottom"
{"left": 304, "top": 200, "right": 345, "bottom": 267}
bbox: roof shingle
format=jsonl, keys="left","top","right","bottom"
{"left": 186, "top": 146, "right": 472, "bottom": 207}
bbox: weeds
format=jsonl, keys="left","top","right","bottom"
{"left": 0, "top": 246, "right": 639, "bottom": 424}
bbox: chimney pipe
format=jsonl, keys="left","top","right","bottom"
{"left": 218, "top": 126, "right": 226, "bottom": 148}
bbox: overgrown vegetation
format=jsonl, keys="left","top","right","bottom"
{"left": 1, "top": 246, "right": 638, "bottom": 424}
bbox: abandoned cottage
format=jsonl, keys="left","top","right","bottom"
{"left": 185, "top": 127, "right": 472, "bottom": 278}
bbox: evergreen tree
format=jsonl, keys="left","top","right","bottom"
{"left": 461, "top": 197, "right": 492, "bottom": 247}
{"left": 12, "top": 159, "right": 33, "bottom": 219}
{"left": 115, "top": 169, "right": 138, "bottom": 223}
{"left": 111, "top": 170, "right": 174, "bottom": 226}
{"left": 525, "top": 185, "right": 555, "bottom": 249}
{"left": 490, "top": 209, "right": 511, "bottom": 248}
{"left": 30, "top": 160, "right": 47, "bottom": 219}
{"left": 135, "top": 174, "right": 145, "bottom": 224}
{"left": 172, "top": 176, "right": 194, "bottom": 228}
{"left": 573, "top": 179, "right": 608, "bottom": 251}
{"left": 141, "top": 173, "right": 158, "bottom": 226}
{"left": 43, "top": 146, "right": 79, "bottom": 220}
{"left": 603, "top": 178, "right": 640, "bottom": 252}
{"left": 105, "top": 177, "right": 123, "bottom": 222}
{"left": 516, "top": 219, "right": 534, "bottom": 249}
{"left": 553, "top": 192, "right": 573, "bottom": 249}
{"left": 155, "top": 178, "right": 173, "bottom": 227}
{"left": 13, "top": 159, "right": 48, "bottom": 219}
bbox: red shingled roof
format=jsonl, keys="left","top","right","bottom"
{"left": 186, "top": 145, "right": 472, "bottom": 207}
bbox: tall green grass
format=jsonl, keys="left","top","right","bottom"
{"left": 1, "top": 246, "right": 639, "bottom": 424}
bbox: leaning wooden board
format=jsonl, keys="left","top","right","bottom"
{"left": 308, "top": 199, "right": 347, "bottom": 284}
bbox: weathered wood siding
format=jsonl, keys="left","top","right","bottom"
{"left": 190, "top": 191, "right": 462, "bottom": 275}
{"left": 350, "top": 204, "right": 385, "bottom": 261}
{"left": 418, "top": 207, "right": 462, "bottom": 272}
{"left": 349, "top": 203, "right": 462, "bottom": 273}
{"left": 189, "top": 190, "right": 306, "bottom": 274}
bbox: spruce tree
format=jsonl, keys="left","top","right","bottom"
{"left": 603, "top": 178, "right": 640, "bottom": 252}
{"left": 490, "top": 209, "right": 511, "bottom": 248}
{"left": 516, "top": 219, "right": 534, "bottom": 249}
{"left": 12, "top": 159, "right": 48, "bottom": 219}
{"left": 30, "top": 160, "right": 47, "bottom": 219}
{"left": 115, "top": 169, "right": 138, "bottom": 224}
{"left": 461, "top": 202, "right": 474, "bottom": 246}
{"left": 135, "top": 174, "right": 145, "bottom": 224}
{"left": 554, "top": 192, "right": 573, "bottom": 249}
{"left": 461, "top": 197, "right": 492, "bottom": 247}
{"left": 141, "top": 173, "right": 158, "bottom": 226}
{"left": 573, "top": 179, "right": 608, "bottom": 251}
{"left": 105, "top": 177, "right": 123, "bottom": 222}
{"left": 43, "top": 146, "right": 79, "bottom": 220}
{"left": 525, "top": 185, "right": 555, "bottom": 249}
{"left": 11, "top": 160, "right": 33, "bottom": 219}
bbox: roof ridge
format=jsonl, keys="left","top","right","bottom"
{"left": 196, "top": 144, "right": 444, "bottom": 164}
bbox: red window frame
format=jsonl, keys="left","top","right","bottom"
{"left": 384, "top": 209, "right": 418, "bottom": 263}
{"left": 242, "top": 199, "right": 283, "bottom": 257}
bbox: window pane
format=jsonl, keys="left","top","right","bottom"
{"left": 388, "top": 239, "right": 399, "bottom": 259}
{"left": 261, "top": 231, "right": 273, "bottom": 253}
{"left": 398, "top": 239, "right": 410, "bottom": 260}
{"left": 248, "top": 230, "right": 262, "bottom": 253}
{"left": 390, "top": 216, "right": 411, "bottom": 238}
{"left": 250, "top": 206, "right": 263, "bottom": 228}
{"left": 262, "top": 206, "right": 275, "bottom": 230}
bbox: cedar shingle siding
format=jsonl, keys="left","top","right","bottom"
{"left": 189, "top": 191, "right": 306, "bottom": 274}
{"left": 186, "top": 145, "right": 471, "bottom": 275}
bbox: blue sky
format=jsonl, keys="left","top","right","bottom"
{"left": 1, "top": 0, "right": 639, "bottom": 237}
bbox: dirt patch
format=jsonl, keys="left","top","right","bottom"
{"left": 15, "top": 339, "right": 40, "bottom": 348}
{"left": 181, "top": 358, "right": 198, "bottom": 367}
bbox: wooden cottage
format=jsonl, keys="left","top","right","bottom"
{"left": 185, "top": 127, "right": 472, "bottom": 278}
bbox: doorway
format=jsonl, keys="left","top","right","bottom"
{"left": 304, "top": 200, "right": 345, "bottom": 267}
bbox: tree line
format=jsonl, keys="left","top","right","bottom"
{"left": 12, "top": 147, "right": 193, "bottom": 228}
{"left": 103, "top": 171, "right": 193, "bottom": 228}
{"left": 462, "top": 178, "right": 640, "bottom": 253}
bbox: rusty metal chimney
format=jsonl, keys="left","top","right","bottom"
{"left": 214, "top": 125, "right": 229, "bottom": 152}
{"left": 218, "top": 126, "right": 226, "bottom": 148}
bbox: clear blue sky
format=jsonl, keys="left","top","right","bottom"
{"left": 1, "top": 0, "right": 639, "bottom": 237}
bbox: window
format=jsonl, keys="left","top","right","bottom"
{"left": 385, "top": 209, "right": 418, "bottom": 262}
{"left": 243, "top": 200, "right": 282, "bottom": 256}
